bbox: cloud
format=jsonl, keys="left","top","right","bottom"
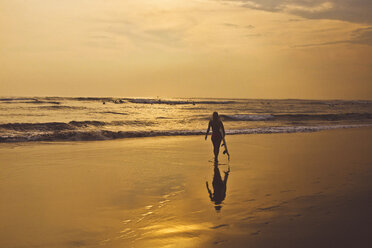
{"left": 288, "top": 18, "right": 302, "bottom": 22}
{"left": 292, "top": 27, "right": 372, "bottom": 47}
{"left": 90, "top": 14, "right": 197, "bottom": 49}
{"left": 281, "top": 2, "right": 334, "bottom": 13}
{"left": 241, "top": 1, "right": 262, "bottom": 9}
{"left": 222, "top": 23, "right": 255, "bottom": 29}
{"left": 223, "top": 0, "right": 372, "bottom": 24}
{"left": 144, "top": 27, "right": 185, "bottom": 46}
{"left": 350, "top": 27, "right": 372, "bottom": 45}
{"left": 222, "top": 23, "right": 240, "bottom": 28}
{"left": 246, "top": 33, "right": 262, "bottom": 37}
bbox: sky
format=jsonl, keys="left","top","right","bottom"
{"left": 0, "top": 0, "right": 371, "bottom": 99}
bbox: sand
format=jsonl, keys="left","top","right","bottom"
{"left": 0, "top": 128, "right": 371, "bottom": 248}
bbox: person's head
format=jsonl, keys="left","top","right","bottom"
{"left": 212, "top": 112, "right": 219, "bottom": 121}
{"left": 214, "top": 205, "right": 222, "bottom": 212}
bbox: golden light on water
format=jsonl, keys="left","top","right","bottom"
{"left": 143, "top": 223, "right": 208, "bottom": 235}
{"left": 136, "top": 223, "right": 210, "bottom": 248}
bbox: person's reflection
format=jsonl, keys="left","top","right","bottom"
{"left": 206, "top": 162, "right": 230, "bottom": 212}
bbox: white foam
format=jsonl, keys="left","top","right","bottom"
{"left": 226, "top": 124, "right": 372, "bottom": 135}
{"left": 1, "top": 124, "right": 371, "bottom": 143}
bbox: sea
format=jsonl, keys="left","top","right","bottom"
{"left": 1, "top": 97, "right": 371, "bottom": 142}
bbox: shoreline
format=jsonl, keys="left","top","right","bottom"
{"left": 1, "top": 123, "right": 371, "bottom": 144}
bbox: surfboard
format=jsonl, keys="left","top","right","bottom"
{"left": 220, "top": 128, "right": 230, "bottom": 161}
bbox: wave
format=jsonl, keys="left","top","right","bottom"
{"left": 0, "top": 97, "right": 37, "bottom": 102}
{"left": 101, "top": 111, "right": 128, "bottom": 116}
{"left": 126, "top": 98, "right": 235, "bottom": 105}
{"left": 1, "top": 97, "right": 235, "bottom": 105}
{"left": 226, "top": 124, "right": 372, "bottom": 134}
{"left": 68, "top": 121, "right": 106, "bottom": 127}
{"left": 0, "top": 121, "right": 106, "bottom": 131}
{"left": 37, "top": 105, "right": 85, "bottom": 110}
{"left": 0, "top": 130, "right": 204, "bottom": 142}
{"left": 74, "top": 97, "right": 114, "bottom": 101}
{"left": 62, "top": 97, "right": 235, "bottom": 105}
{"left": 221, "top": 114, "right": 274, "bottom": 121}
{"left": 25, "top": 100, "right": 60, "bottom": 104}
{"left": 274, "top": 113, "right": 372, "bottom": 121}
{"left": 1, "top": 124, "right": 370, "bottom": 142}
{"left": 0, "top": 120, "right": 156, "bottom": 132}
{"left": 111, "top": 120, "right": 156, "bottom": 126}
{"left": 0, "top": 98, "right": 61, "bottom": 105}
{"left": 221, "top": 113, "right": 372, "bottom": 122}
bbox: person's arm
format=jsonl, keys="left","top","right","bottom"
{"left": 220, "top": 121, "right": 226, "bottom": 137}
{"left": 205, "top": 121, "right": 211, "bottom": 140}
{"left": 223, "top": 166, "right": 230, "bottom": 185}
{"left": 206, "top": 181, "right": 213, "bottom": 200}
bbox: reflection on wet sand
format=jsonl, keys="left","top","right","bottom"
{"left": 100, "top": 162, "right": 233, "bottom": 247}
{"left": 1, "top": 129, "right": 370, "bottom": 248}
{"left": 206, "top": 163, "right": 230, "bottom": 212}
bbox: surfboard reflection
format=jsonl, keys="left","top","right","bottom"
{"left": 206, "top": 163, "right": 230, "bottom": 212}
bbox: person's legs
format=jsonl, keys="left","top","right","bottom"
{"left": 212, "top": 135, "right": 222, "bottom": 161}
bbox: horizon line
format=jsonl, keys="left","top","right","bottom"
{"left": 1, "top": 95, "right": 372, "bottom": 102}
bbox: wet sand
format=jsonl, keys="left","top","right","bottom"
{"left": 0, "top": 128, "right": 371, "bottom": 248}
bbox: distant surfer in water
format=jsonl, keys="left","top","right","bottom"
{"left": 205, "top": 112, "right": 226, "bottom": 162}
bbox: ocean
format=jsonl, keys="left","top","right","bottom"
{"left": 1, "top": 97, "right": 371, "bottom": 142}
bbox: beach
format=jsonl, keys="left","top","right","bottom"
{"left": 3, "top": 0, "right": 372, "bottom": 247}
{"left": 0, "top": 127, "right": 371, "bottom": 248}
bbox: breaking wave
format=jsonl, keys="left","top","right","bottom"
{"left": 0, "top": 120, "right": 157, "bottom": 132}
{"left": 0, "top": 121, "right": 106, "bottom": 131}
{"left": 1, "top": 124, "right": 370, "bottom": 143}
{"left": 221, "top": 113, "right": 372, "bottom": 122}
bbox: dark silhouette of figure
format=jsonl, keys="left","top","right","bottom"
{"left": 205, "top": 112, "right": 226, "bottom": 162}
{"left": 206, "top": 163, "right": 230, "bottom": 212}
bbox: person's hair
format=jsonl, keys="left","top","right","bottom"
{"left": 212, "top": 112, "right": 219, "bottom": 121}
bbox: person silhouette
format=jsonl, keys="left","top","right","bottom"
{"left": 206, "top": 163, "right": 230, "bottom": 212}
{"left": 205, "top": 112, "right": 226, "bottom": 162}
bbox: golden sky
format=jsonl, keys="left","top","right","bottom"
{"left": 1, "top": 0, "right": 371, "bottom": 99}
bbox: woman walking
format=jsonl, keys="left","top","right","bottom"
{"left": 205, "top": 112, "right": 226, "bottom": 162}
